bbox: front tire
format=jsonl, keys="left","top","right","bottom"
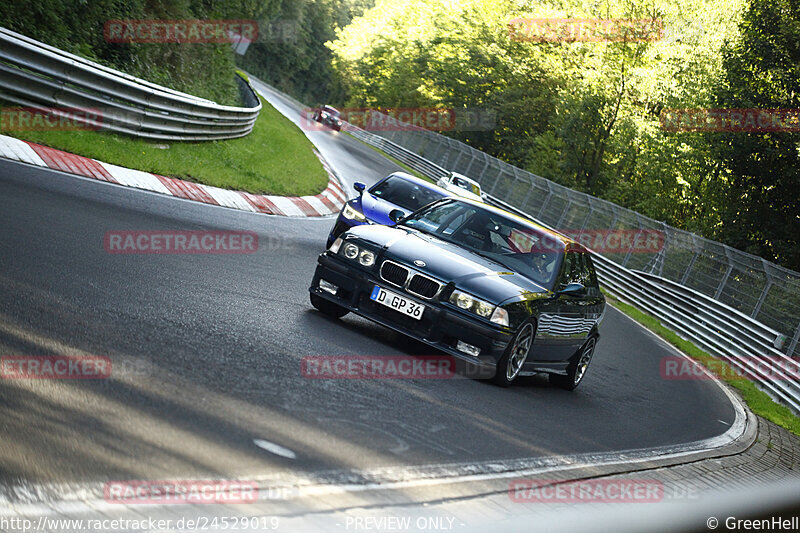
{"left": 310, "top": 293, "right": 349, "bottom": 318}
{"left": 492, "top": 320, "right": 535, "bottom": 387}
{"left": 549, "top": 336, "right": 597, "bottom": 391}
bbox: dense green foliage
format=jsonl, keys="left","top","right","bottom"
{"left": 235, "top": 0, "right": 374, "bottom": 104}
{"left": 327, "top": 0, "right": 800, "bottom": 271}
{"left": 707, "top": 0, "right": 800, "bottom": 269}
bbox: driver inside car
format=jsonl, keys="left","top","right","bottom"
{"left": 530, "top": 252, "right": 557, "bottom": 284}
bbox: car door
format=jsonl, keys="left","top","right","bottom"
{"left": 580, "top": 252, "right": 605, "bottom": 331}
{"left": 536, "top": 250, "right": 593, "bottom": 362}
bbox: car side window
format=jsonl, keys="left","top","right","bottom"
{"left": 558, "top": 251, "right": 577, "bottom": 289}
{"left": 583, "top": 253, "right": 601, "bottom": 296}
{"left": 562, "top": 252, "right": 600, "bottom": 296}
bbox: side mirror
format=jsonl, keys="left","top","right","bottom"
{"left": 556, "top": 282, "right": 586, "bottom": 298}
{"left": 388, "top": 209, "right": 406, "bottom": 223}
{"left": 353, "top": 182, "right": 366, "bottom": 194}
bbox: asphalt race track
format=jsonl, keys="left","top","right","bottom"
{"left": 0, "top": 86, "right": 736, "bottom": 491}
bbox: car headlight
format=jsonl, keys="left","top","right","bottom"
{"left": 343, "top": 203, "right": 367, "bottom": 222}
{"left": 359, "top": 249, "right": 375, "bottom": 267}
{"left": 343, "top": 242, "right": 359, "bottom": 259}
{"left": 338, "top": 241, "right": 376, "bottom": 268}
{"left": 449, "top": 290, "right": 496, "bottom": 319}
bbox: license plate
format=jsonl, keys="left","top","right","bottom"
{"left": 370, "top": 286, "right": 425, "bottom": 320}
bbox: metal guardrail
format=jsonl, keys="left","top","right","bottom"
{"left": 0, "top": 27, "right": 261, "bottom": 141}
{"left": 339, "top": 113, "right": 800, "bottom": 412}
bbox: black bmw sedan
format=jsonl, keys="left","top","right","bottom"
{"left": 309, "top": 198, "right": 605, "bottom": 389}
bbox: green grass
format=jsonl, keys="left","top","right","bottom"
{"left": 603, "top": 290, "right": 800, "bottom": 438}
{"left": 0, "top": 96, "right": 328, "bottom": 196}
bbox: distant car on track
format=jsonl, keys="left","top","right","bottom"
{"left": 310, "top": 197, "right": 605, "bottom": 389}
{"left": 312, "top": 105, "right": 343, "bottom": 131}
{"left": 326, "top": 172, "right": 451, "bottom": 248}
{"left": 436, "top": 171, "right": 484, "bottom": 202}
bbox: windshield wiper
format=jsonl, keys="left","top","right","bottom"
{"left": 466, "top": 248, "right": 516, "bottom": 271}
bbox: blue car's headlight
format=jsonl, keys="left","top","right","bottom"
{"left": 342, "top": 203, "right": 367, "bottom": 222}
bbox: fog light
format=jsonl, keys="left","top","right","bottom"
{"left": 319, "top": 279, "right": 338, "bottom": 295}
{"left": 456, "top": 341, "right": 481, "bottom": 357}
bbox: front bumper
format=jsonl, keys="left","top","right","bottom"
{"left": 309, "top": 252, "right": 513, "bottom": 369}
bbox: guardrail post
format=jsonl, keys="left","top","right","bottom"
{"left": 519, "top": 180, "right": 537, "bottom": 212}
{"left": 555, "top": 197, "right": 573, "bottom": 229}
{"left": 579, "top": 201, "right": 594, "bottom": 231}
{"left": 680, "top": 235, "right": 701, "bottom": 285}
{"left": 428, "top": 140, "right": 444, "bottom": 166}
{"left": 489, "top": 167, "right": 509, "bottom": 195}
{"left": 714, "top": 247, "right": 735, "bottom": 299}
{"left": 537, "top": 182, "right": 554, "bottom": 220}
{"left": 751, "top": 277, "right": 773, "bottom": 321}
{"left": 714, "top": 264, "right": 733, "bottom": 299}
{"left": 621, "top": 214, "right": 644, "bottom": 267}
{"left": 463, "top": 150, "right": 477, "bottom": 176}
{"left": 476, "top": 156, "right": 490, "bottom": 183}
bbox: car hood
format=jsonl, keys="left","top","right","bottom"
{"left": 345, "top": 224, "right": 549, "bottom": 304}
{"left": 443, "top": 184, "right": 482, "bottom": 202}
{"left": 356, "top": 193, "right": 404, "bottom": 226}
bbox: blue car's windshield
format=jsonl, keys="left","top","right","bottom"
{"left": 402, "top": 200, "right": 565, "bottom": 289}
{"left": 369, "top": 176, "right": 446, "bottom": 212}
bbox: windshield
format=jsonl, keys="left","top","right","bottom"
{"left": 369, "top": 176, "right": 447, "bottom": 212}
{"left": 452, "top": 176, "right": 481, "bottom": 195}
{"left": 403, "top": 200, "right": 565, "bottom": 288}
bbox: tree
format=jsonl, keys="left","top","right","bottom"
{"left": 707, "top": 0, "right": 800, "bottom": 270}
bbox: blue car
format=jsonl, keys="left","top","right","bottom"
{"left": 327, "top": 172, "right": 451, "bottom": 247}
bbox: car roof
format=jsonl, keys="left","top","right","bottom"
{"left": 441, "top": 197, "right": 586, "bottom": 252}
{"left": 448, "top": 172, "right": 481, "bottom": 187}
{"left": 322, "top": 105, "right": 339, "bottom": 113}
{"left": 375, "top": 172, "right": 453, "bottom": 196}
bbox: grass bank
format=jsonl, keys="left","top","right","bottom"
{"left": 0, "top": 95, "right": 329, "bottom": 196}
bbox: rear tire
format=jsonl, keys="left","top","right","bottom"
{"left": 310, "top": 293, "right": 349, "bottom": 318}
{"left": 492, "top": 320, "right": 536, "bottom": 387}
{"left": 549, "top": 336, "right": 597, "bottom": 391}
